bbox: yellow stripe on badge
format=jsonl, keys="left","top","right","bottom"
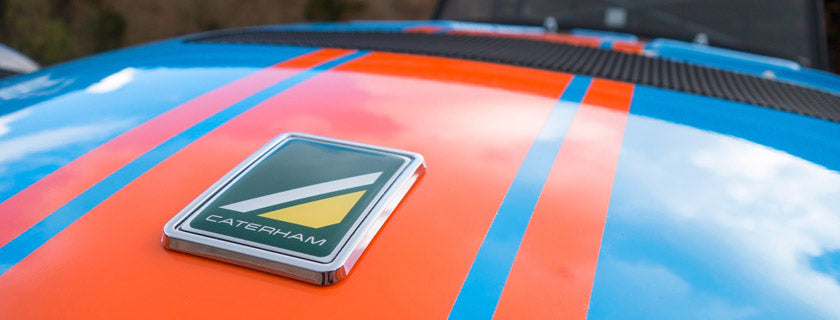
{"left": 258, "top": 190, "right": 366, "bottom": 228}
{"left": 219, "top": 172, "right": 382, "bottom": 228}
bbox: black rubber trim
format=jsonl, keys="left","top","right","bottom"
{"left": 187, "top": 30, "right": 840, "bottom": 123}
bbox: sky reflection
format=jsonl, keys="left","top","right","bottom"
{"left": 589, "top": 115, "right": 840, "bottom": 319}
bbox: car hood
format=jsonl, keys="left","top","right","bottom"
{"left": 1, "top": 21, "right": 840, "bottom": 319}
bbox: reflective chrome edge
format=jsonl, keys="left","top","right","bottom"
{"left": 162, "top": 132, "right": 425, "bottom": 285}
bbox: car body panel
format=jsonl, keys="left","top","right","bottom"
{"left": 276, "top": 20, "right": 840, "bottom": 95}
{"left": 0, "top": 40, "right": 316, "bottom": 202}
{"left": 0, "top": 43, "right": 39, "bottom": 76}
{"left": 589, "top": 88, "right": 840, "bottom": 319}
{"left": 0, "top": 21, "right": 839, "bottom": 319}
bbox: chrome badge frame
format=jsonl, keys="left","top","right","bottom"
{"left": 162, "top": 133, "right": 425, "bottom": 285}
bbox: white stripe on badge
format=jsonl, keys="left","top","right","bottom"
{"left": 220, "top": 171, "right": 383, "bottom": 213}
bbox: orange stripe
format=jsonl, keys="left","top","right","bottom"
{"left": 339, "top": 51, "right": 570, "bottom": 98}
{"left": 0, "top": 53, "right": 573, "bottom": 318}
{"left": 612, "top": 41, "right": 645, "bottom": 54}
{"left": 494, "top": 79, "right": 634, "bottom": 319}
{"left": 404, "top": 26, "right": 444, "bottom": 33}
{"left": 448, "top": 30, "right": 602, "bottom": 48}
{"left": 0, "top": 49, "right": 350, "bottom": 248}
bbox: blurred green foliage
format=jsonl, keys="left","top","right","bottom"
{"left": 304, "top": 0, "right": 363, "bottom": 21}
{"left": 0, "top": 0, "right": 431, "bottom": 67}
{"left": 0, "top": 0, "right": 366, "bottom": 66}
{"left": 0, "top": 0, "right": 125, "bottom": 65}
{"left": 1, "top": 0, "right": 75, "bottom": 64}
{"left": 90, "top": 8, "right": 125, "bottom": 52}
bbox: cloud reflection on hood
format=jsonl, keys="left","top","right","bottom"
{"left": 589, "top": 115, "right": 840, "bottom": 320}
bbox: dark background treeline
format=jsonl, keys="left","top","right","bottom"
{"left": 1, "top": 0, "right": 838, "bottom": 74}
{"left": 0, "top": 0, "right": 435, "bottom": 65}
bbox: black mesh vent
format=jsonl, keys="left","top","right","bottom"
{"left": 188, "top": 30, "right": 840, "bottom": 123}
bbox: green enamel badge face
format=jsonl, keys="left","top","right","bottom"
{"left": 182, "top": 138, "right": 408, "bottom": 261}
{"left": 164, "top": 133, "right": 424, "bottom": 285}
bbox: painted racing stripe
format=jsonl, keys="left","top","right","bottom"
{"left": 0, "top": 49, "right": 365, "bottom": 276}
{"left": 447, "top": 30, "right": 602, "bottom": 48}
{"left": 448, "top": 76, "right": 593, "bottom": 319}
{"left": 0, "top": 49, "right": 348, "bottom": 249}
{"left": 494, "top": 79, "right": 634, "bottom": 319}
{"left": 0, "top": 42, "right": 311, "bottom": 203}
{"left": 611, "top": 41, "right": 645, "bottom": 54}
{"left": 0, "top": 52, "right": 574, "bottom": 319}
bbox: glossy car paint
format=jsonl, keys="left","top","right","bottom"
{"left": 0, "top": 49, "right": 363, "bottom": 273}
{"left": 589, "top": 86, "right": 840, "bottom": 319}
{"left": 287, "top": 20, "right": 840, "bottom": 94}
{"left": 450, "top": 75, "right": 596, "bottom": 319}
{"left": 0, "top": 21, "right": 839, "bottom": 319}
{"left": 646, "top": 39, "right": 840, "bottom": 95}
{"left": 0, "top": 40, "right": 316, "bottom": 202}
{"left": 496, "top": 79, "right": 634, "bottom": 320}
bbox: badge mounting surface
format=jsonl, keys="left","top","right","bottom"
{"left": 162, "top": 133, "right": 424, "bottom": 285}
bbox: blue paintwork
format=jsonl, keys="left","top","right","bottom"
{"left": 0, "top": 20, "right": 839, "bottom": 317}
{"left": 627, "top": 86, "right": 840, "bottom": 173}
{"left": 279, "top": 21, "right": 840, "bottom": 95}
{"left": 773, "top": 67, "right": 840, "bottom": 96}
{"left": 810, "top": 250, "right": 840, "bottom": 284}
{"left": 276, "top": 20, "right": 438, "bottom": 32}
{"left": 646, "top": 38, "right": 840, "bottom": 95}
{"left": 437, "top": 20, "right": 545, "bottom": 34}
{"left": 0, "top": 50, "right": 367, "bottom": 276}
{"left": 276, "top": 20, "right": 547, "bottom": 35}
{"left": 0, "top": 40, "right": 316, "bottom": 203}
{"left": 588, "top": 85, "right": 840, "bottom": 319}
{"left": 449, "top": 76, "right": 591, "bottom": 319}
{"left": 571, "top": 28, "right": 638, "bottom": 41}
{"left": 648, "top": 38, "right": 801, "bottom": 71}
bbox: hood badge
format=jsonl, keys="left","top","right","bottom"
{"left": 163, "top": 133, "right": 425, "bottom": 285}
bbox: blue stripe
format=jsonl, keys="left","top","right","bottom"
{"left": 448, "top": 76, "right": 592, "bottom": 319}
{"left": 628, "top": 85, "right": 840, "bottom": 172}
{"left": 0, "top": 42, "right": 315, "bottom": 203}
{"left": 0, "top": 50, "right": 368, "bottom": 276}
